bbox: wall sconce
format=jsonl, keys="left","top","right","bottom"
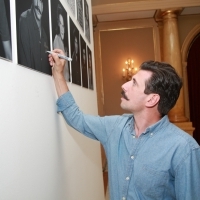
{"left": 122, "top": 59, "right": 138, "bottom": 81}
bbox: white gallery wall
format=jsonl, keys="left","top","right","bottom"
{"left": 0, "top": 0, "right": 105, "bottom": 199}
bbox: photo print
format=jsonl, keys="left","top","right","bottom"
{"left": 16, "top": 0, "right": 51, "bottom": 75}
{"left": 84, "top": 0, "right": 90, "bottom": 43}
{"left": 76, "top": 0, "right": 83, "bottom": 30}
{"left": 0, "top": 0, "right": 12, "bottom": 61}
{"left": 51, "top": 0, "right": 70, "bottom": 81}
{"left": 80, "top": 35, "right": 88, "bottom": 88}
{"left": 66, "top": 0, "right": 75, "bottom": 16}
{"left": 70, "top": 17, "right": 81, "bottom": 86}
{"left": 87, "top": 46, "right": 93, "bottom": 90}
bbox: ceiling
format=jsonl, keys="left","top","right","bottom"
{"left": 91, "top": 0, "right": 200, "bottom": 23}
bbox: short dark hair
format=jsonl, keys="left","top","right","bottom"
{"left": 140, "top": 61, "right": 182, "bottom": 116}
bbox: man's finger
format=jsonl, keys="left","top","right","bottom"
{"left": 52, "top": 49, "right": 64, "bottom": 55}
{"left": 50, "top": 52, "right": 60, "bottom": 62}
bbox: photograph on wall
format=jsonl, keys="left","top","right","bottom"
{"left": 0, "top": 0, "right": 12, "bottom": 61}
{"left": 87, "top": 46, "right": 93, "bottom": 89}
{"left": 76, "top": 0, "right": 84, "bottom": 31}
{"left": 51, "top": 0, "right": 70, "bottom": 81}
{"left": 70, "top": 17, "right": 81, "bottom": 86}
{"left": 84, "top": 0, "right": 90, "bottom": 43}
{"left": 66, "top": 0, "right": 75, "bottom": 16}
{"left": 16, "top": 0, "right": 51, "bottom": 75}
{"left": 80, "top": 35, "right": 88, "bottom": 88}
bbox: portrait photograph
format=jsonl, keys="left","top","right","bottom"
{"left": 87, "top": 46, "right": 93, "bottom": 90}
{"left": 51, "top": 0, "right": 70, "bottom": 81}
{"left": 66, "top": 0, "right": 75, "bottom": 16}
{"left": 80, "top": 35, "right": 88, "bottom": 88}
{"left": 70, "top": 17, "right": 81, "bottom": 86}
{"left": 16, "top": 0, "right": 51, "bottom": 75}
{"left": 76, "top": 0, "right": 84, "bottom": 31}
{"left": 0, "top": 0, "right": 12, "bottom": 61}
{"left": 84, "top": 0, "right": 90, "bottom": 43}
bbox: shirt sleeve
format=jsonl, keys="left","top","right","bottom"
{"left": 175, "top": 146, "right": 200, "bottom": 200}
{"left": 56, "top": 91, "right": 120, "bottom": 144}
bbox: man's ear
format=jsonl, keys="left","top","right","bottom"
{"left": 146, "top": 94, "right": 160, "bottom": 107}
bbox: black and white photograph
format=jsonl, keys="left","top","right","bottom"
{"left": 87, "top": 46, "right": 93, "bottom": 89}
{"left": 51, "top": 0, "right": 70, "bottom": 81}
{"left": 80, "top": 35, "right": 88, "bottom": 88}
{"left": 66, "top": 0, "right": 75, "bottom": 16}
{"left": 70, "top": 17, "right": 81, "bottom": 86}
{"left": 76, "top": 0, "right": 84, "bottom": 30}
{"left": 16, "top": 0, "right": 51, "bottom": 75}
{"left": 84, "top": 0, "right": 90, "bottom": 43}
{"left": 0, "top": 0, "right": 12, "bottom": 61}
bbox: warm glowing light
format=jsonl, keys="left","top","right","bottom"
{"left": 122, "top": 68, "right": 126, "bottom": 76}
{"left": 122, "top": 58, "right": 137, "bottom": 81}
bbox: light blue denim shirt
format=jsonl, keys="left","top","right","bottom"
{"left": 57, "top": 92, "right": 200, "bottom": 200}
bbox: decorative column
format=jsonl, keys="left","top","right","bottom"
{"left": 155, "top": 9, "right": 194, "bottom": 135}
{"left": 157, "top": 21, "right": 164, "bottom": 61}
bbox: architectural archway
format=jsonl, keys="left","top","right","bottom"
{"left": 181, "top": 24, "right": 200, "bottom": 144}
{"left": 181, "top": 24, "right": 200, "bottom": 119}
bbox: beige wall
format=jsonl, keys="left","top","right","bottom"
{"left": 178, "top": 14, "right": 200, "bottom": 47}
{"left": 94, "top": 18, "right": 160, "bottom": 116}
{"left": 94, "top": 14, "right": 200, "bottom": 117}
{"left": 101, "top": 27, "right": 155, "bottom": 115}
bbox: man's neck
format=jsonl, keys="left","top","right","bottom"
{"left": 133, "top": 111, "right": 161, "bottom": 137}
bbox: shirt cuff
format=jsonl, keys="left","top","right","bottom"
{"left": 56, "top": 91, "right": 75, "bottom": 113}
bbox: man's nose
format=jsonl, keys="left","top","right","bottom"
{"left": 121, "top": 81, "right": 130, "bottom": 90}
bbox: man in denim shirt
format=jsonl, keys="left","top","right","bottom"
{"left": 48, "top": 49, "right": 200, "bottom": 200}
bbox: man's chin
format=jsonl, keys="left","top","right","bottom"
{"left": 120, "top": 102, "right": 127, "bottom": 110}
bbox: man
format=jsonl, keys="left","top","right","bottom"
{"left": 76, "top": 0, "right": 83, "bottom": 30}
{"left": 53, "top": 3, "right": 69, "bottom": 81}
{"left": 48, "top": 49, "right": 200, "bottom": 200}
{"left": 71, "top": 33, "right": 81, "bottom": 85}
{"left": 80, "top": 36, "right": 88, "bottom": 88}
{"left": 18, "top": 0, "right": 51, "bottom": 75}
{"left": 84, "top": 0, "right": 90, "bottom": 42}
{"left": 87, "top": 50, "right": 93, "bottom": 89}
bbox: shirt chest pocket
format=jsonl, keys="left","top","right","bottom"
{"left": 134, "top": 163, "right": 169, "bottom": 199}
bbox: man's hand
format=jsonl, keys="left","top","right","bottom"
{"left": 48, "top": 49, "right": 66, "bottom": 77}
{"left": 48, "top": 49, "right": 69, "bottom": 96}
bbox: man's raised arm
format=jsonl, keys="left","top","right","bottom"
{"left": 48, "top": 49, "right": 69, "bottom": 97}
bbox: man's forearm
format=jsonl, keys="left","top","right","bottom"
{"left": 53, "top": 72, "right": 69, "bottom": 97}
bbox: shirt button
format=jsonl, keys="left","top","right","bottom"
{"left": 122, "top": 197, "right": 126, "bottom": 200}
{"left": 131, "top": 155, "right": 134, "bottom": 159}
{"left": 126, "top": 177, "right": 130, "bottom": 180}
{"left": 133, "top": 135, "right": 135, "bottom": 138}
{"left": 150, "top": 133, "right": 154, "bottom": 137}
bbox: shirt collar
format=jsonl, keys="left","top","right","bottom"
{"left": 130, "top": 115, "right": 169, "bottom": 136}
